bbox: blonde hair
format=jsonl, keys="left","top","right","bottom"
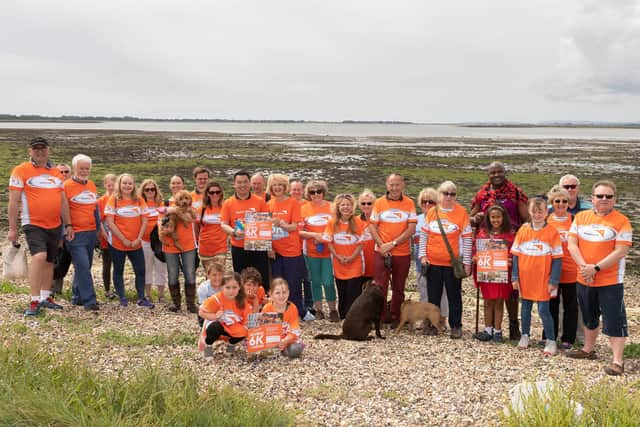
{"left": 206, "top": 260, "right": 225, "bottom": 277}
{"left": 547, "top": 185, "right": 570, "bottom": 202}
{"left": 304, "top": 180, "right": 328, "bottom": 200}
{"left": 266, "top": 173, "right": 290, "bottom": 196}
{"left": 418, "top": 187, "right": 438, "bottom": 210}
{"left": 437, "top": 181, "right": 457, "bottom": 204}
{"left": 270, "top": 278, "right": 289, "bottom": 295}
{"left": 114, "top": 173, "right": 138, "bottom": 201}
{"left": 333, "top": 193, "right": 358, "bottom": 235}
{"left": 138, "top": 179, "right": 163, "bottom": 205}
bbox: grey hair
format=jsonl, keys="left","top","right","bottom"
{"left": 72, "top": 154, "right": 92, "bottom": 169}
{"left": 559, "top": 174, "right": 580, "bottom": 186}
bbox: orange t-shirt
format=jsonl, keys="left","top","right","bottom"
{"left": 220, "top": 194, "right": 269, "bottom": 248}
{"left": 104, "top": 196, "right": 149, "bottom": 251}
{"left": 198, "top": 205, "right": 227, "bottom": 256}
{"left": 421, "top": 204, "right": 472, "bottom": 266}
{"left": 261, "top": 301, "right": 300, "bottom": 342}
{"left": 301, "top": 201, "right": 333, "bottom": 258}
{"left": 202, "top": 292, "right": 252, "bottom": 337}
{"left": 547, "top": 213, "right": 578, "bottom": 283}
{"left": 267, "top": 197, "right": 303, "bottom": 257}
{"left": 569, "top": 209, "right": 632, "bottom": 287}
{"left": 191, "top": 191, "right": 204, "bottom": 213}
{"left": 160, "top": 206, "right": 198, "bottom": 254}
{"left": 323, "top": 217, "right": 365, "bottom": 280}
{"left": 9, "top": 162, "right": 64, "bottom": 229}
{"left": 63, "top": 179, "right": 98, "bottom": 232}
{"left": 141, "top": 200, "right": 161, "bottom": 242}
{"left": 511, "top": 223, "right": 563, "bottom": 301}
{"left": 97, "top": 194, "right": 111, "bottom": 249}
{"left": 359, "top": 216, "right": 376, "bottom": 278}
{"left": 246, "top": 286, "right": 267, "bottom": 312}
{"left": 370, "top": 195, "right": 417, "bottom": 256}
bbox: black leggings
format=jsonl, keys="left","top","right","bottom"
{"left": 101, "top": 248, "right": 112, "bottom": 291}
{"left": 205, "top": 321, "right": 245, "bottom": 345}
{"left": 543, "top": 282, "right": 578, "bottom": 344}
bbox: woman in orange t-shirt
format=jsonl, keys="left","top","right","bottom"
{"left": 323, "top": 194, "right": 364, "bottom": 319}
{"left": 97, "top": 173, "right": 116, "bottom": 298}
{"left": 266, "top": 173, "right": 310, "bottom": 320}
{"left": 138, "top": 179, "right": 167, "bottom": 303}
{"left": 104, "top": 173, "right": 153, "bottom": 308}
{"left": 199, "top": 272, "right": 251, "bottom": 356}
{"left": 357, "top": 189, "right": 376, "bottom": 282}
{"left": 198, "top": 182, "right": 228, "bottom": 269}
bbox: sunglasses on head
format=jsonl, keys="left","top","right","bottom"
{"left": 421, "top": 200, "right": 436, "bottom": 205}
{"left": 208, "top": 190, "right": 221, "bottom": 195}
{"left": 143, "top": 187, "right": 156, "bottom": 192}
{"left": 563, "top": 184, "right": 578, "bottom": 190}
{"left": 309, "top": 189, "right": 324, "bottom": 195}
{"left": 360, "top": 201, "right": 373, "bottom": 206}
{"left": 593, "top": 194, "right": 614, "bottom": 199}
{"left": 441, "top": 191, "right": 456, "bottom": 197}
{"left": 553, "top": 199, "right": 568, "bottom": 204}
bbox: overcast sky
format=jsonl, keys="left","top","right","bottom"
{"left": 2, "top": 0, "right": 639, "bottom": 123}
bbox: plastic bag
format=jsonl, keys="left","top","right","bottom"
{"left": 2, "top": 242, "right": 29, "bottom": 280}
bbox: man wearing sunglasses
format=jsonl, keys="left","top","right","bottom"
{"left": 567, "top": 180, "right": 632, "bottom": 376}
{"left": 558, "top": 174, "right": 592, "bottom": 215}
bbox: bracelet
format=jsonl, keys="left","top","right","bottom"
{"left": 64, "top": 224, "right": 73, "bottom": 228}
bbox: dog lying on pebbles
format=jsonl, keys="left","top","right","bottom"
{"left": 395, "top": 300, "right": 445, "bottom": 335}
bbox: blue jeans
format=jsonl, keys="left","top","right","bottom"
{"left": 521, "top": 299, "right": 555, "bottom": 340}
{"left": 110, "top": 246, "right": 146, "bottom": 300}
{"left": 165, "top": 250, "right": 197, "bottom": 288}
{"left": 271, "top": 254, "right": 307, "bottom": 317}
{"left": 65, "top": 231, "right": 97, "bottom": 307}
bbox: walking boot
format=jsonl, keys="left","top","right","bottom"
{"left": 185, "top": 283, "right": 198, "bottom": 313}
{"left": 168, "top": 285, "right": 182, "bottom": 312}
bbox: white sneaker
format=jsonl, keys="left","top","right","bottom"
{"left": 302, "top": 310, "right": 316, "bottom": 322}
{"left": 543, "top": 340, "right": 558, "bottom": 356}
{"left": 518, "top": 334, "right": 530, "bottom": 349}
{"left": 203, "top": 345, "right": 214, "bottom": 358}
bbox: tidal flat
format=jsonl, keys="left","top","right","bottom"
{"left": 0, "top": 128, "right": 637, "bottom": 264}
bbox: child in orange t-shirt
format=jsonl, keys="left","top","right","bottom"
{"left": 199, "top": 272, "right": 251, "bottom": 357}
{"left": 261, "top": 278, "right": 304, "bottom": 358}
{"left": 511, "top": 198, "right": 563, "bottom": 356}
{"left": 241, "top": 267, "right": 268, "bottom": 313}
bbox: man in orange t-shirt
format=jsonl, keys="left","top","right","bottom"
{"left": 220, "top": 171, "right": 270, "bottom": 290}
{"left": 8, "top": 137, "right": 73, "bottom": 316}
{"left": 191, "top": 166, "right": 210, "bottom": 211}
{"left": 567, "top": 180, "right": 632, "bottom": 376}
{"left": 290, "top": 179, "right": 314, "bottom": 312}
{"left": 369, "top": 174, "right": 417, "bottom": 325}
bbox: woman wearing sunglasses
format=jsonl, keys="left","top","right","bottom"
{"left": 418, "top": 181, "right": 472, "bottom": 339}
{"left": 198, "top": 182, "right": 227, "bottom": 270}
{"left": 544, "top": 186, "right": 578, "bottom": 350}
{"left": 357, "top": 189, "right": 376, "bottom": 283}
{"left": 138, "top": 179, "right": 167, "bottom": 303}
{"left": 300, "top": 180, "right": 337, "bottom": 321}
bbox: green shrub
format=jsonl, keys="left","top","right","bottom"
{"left": 0, "top": 339, "right": 294, "bottom": 426}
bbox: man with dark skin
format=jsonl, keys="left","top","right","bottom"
{"left": 470, "top": 161, "right": 529, "bottom": 340}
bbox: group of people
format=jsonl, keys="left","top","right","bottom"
{"left": 7, "top": 137, "right": 633, "bottom": 374}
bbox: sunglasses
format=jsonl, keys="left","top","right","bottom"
{"left": 563, "top": 184, "right": 578, "bottom": 190}
{"left": 593, "top": 194, "right": 614, "bottom": 199}
{"left": 143, "top": 187, "right": 156, "bottom": 192}
{"left": 360, "top": 201, "right": 373, "bottom": 206}
{"left": 60, "top": 170, "right": 70, "bottom": 174}
{"left": 553, "top": 199, "right": 568, "bottom": 204}
{"left": 309, "top": 189, "right": 324, "bottom": 195}
{"left": 208, "top": 190, "right": 222, "bottom": 195}
{"left": 441, "top": 191, "right": 456, "bottom": 197}
{"left": 421, "top": 200, "right": 436, "bottom": 205}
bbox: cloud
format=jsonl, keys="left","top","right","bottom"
{"left": 543, "top": 0, "right": 640, "bottom": 103}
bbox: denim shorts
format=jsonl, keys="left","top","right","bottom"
{"left": 577, "top": 283, "right": 628, "bottom": 337}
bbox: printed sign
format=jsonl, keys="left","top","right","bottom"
{"left": 476, "top": 238, "right": 509, "bottom": 284}
{"left": 244, "top": 211, "right": 272, "bottom": 251}
{"left": 246, "top": 312, "right": 283, "bottom": 356}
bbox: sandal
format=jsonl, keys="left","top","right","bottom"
{"left": 565, "top": 348, "right": 597, "bottom": 360}
{"left": 604, "top": 362, "right": 624, "bottom": 376}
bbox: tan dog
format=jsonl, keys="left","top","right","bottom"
{"left": 160, "top": 190, "right": 196, "bottom": 252}
{"left": 395, "top": 300, "right": 445, "bottom": 334}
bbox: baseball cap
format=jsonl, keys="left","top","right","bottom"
{"left": 30, "top": 137, "right": 50, "bottom": 148}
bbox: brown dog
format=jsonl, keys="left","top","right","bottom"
{"left": 314, "top": 281, "right": 385, "bottom": 341}
{"left": 160, "top": 190, "right": 196, "bottom": 251}
{"left": 395, "top": 300, "right": 445, "bottom": 334}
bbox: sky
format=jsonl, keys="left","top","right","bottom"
{"left": 2, "top": 0, "right": 639, "bottom": 123}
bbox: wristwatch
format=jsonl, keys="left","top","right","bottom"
{"left": 392, "top": 240, "right": 398, "bottom": 247}
{"left": 594, "top": 264, "right": 601, "bottom": 272}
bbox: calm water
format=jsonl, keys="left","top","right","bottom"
{"left": 1, "top": 121, "right": 640, "bottom": 140}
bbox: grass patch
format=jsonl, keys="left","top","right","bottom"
{"left": 500, "top": 379, "right": 640, "bottom": 426}
{"left": 624, "top": 342, "right": 640, "bottom": 359}
{"left": 0, "top": 281, "right": 30, "bottom": 294}
{"left": 305, "top": 383, "right": 348, "bottom": 402}
{"left": 0, "top": 338, "right": 294, "bottom": 426}
{"left": 99, "top": 329, "right": 196, "bottom": 347}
